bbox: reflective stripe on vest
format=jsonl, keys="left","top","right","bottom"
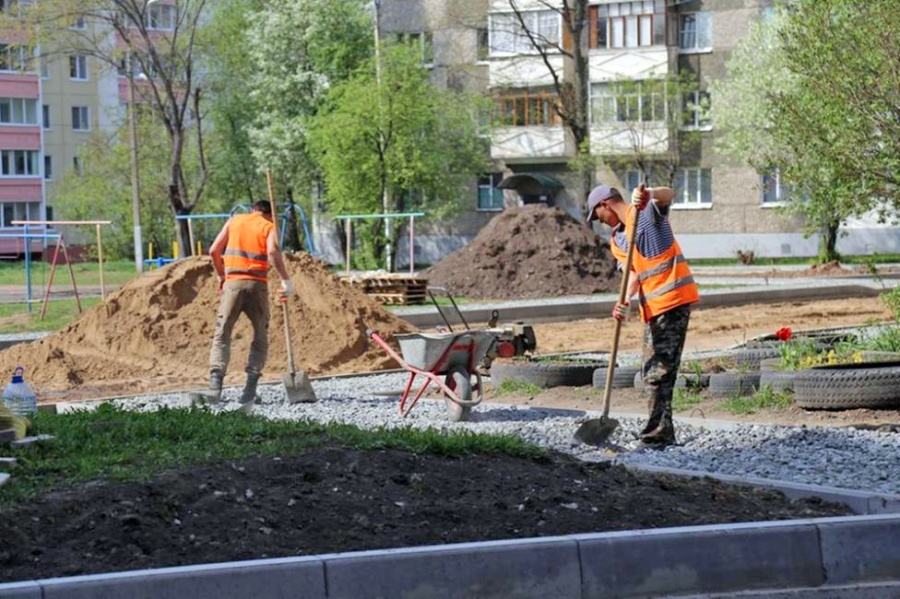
{"left": 223, "top": 214, "right": 272, "bottom": 283}
{"left": 610, "top": 207, "right": 699, "bottom": 322}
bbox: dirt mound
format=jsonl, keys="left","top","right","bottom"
{"left": 0, "top": 254, "right": 415, "bottom": 400}
{"left": 424, "top": 205, "right": 619, "bottom": 300}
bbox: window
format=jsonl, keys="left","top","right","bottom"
{"left": 0, "top": 202, "right": 40, "bottom": 226}
{"left": 72, "top": 106, "right": 90, "bottom": 130}
{"left": 0, "top": 44, "right": 26, "bottom": 72}
{"left": 394, "top": 32, "right": 433, "bottom": 65}
{"left": 591, "top": 1, "right": 665, "bottom": 49}
{"left": 147, "top": 3, "right": 176, "bottom": 30}
{"left": 591, "top": 81, "right": 666, "bottom": 124}
{"left": 70, "top": 15, "right": 86, "bottom": 28}
{"left": 673, "top": 168, "right": 712, "bottom": 206}
{"left": 490, "top": 10, "right": 559, "bottom": 55}
{"left": 0, "top": 150, "right": 40, "bottom": 176}
{"left": 42, "top": 104, "right": 49, "bottom": 128}
{"left": 493, "top": 89, "right": 561, "bottom": 127}
{"left": 476, "top": 28, "right": 490, "bottom": 62}
{"left": 43, "top": 155, "right": 51, "bottom": 179}
{"left": 40, "top": 56, "right": 49, "bottom": 78}
{"left": 682, "top": 91, "right": 710, "bottom": 129}
{"left": 477, "top": 173, "right": 504, "bottom": 211}
{"left": 73, "top": 156, "right": 83, "bottom": 175}
{"left": 69, "top": 54, "right": 88, "bottom": 80}
{"left": 761, "top": 169, "right": 792, "bottom": 204}
{"left": 0, "top": 98, "right": 38, "bottom": 125}
{"left": 679, "top": 12, "right": 712, "bottom": 52}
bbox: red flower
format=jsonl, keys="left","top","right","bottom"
{"left": 775, "top": 327, "right": 793, "bottom": 341}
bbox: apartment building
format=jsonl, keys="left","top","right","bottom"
{"left": 372, "top": 0, "right": 896, "bottom": 264}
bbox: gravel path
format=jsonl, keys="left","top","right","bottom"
{"left": 109, "top": 370, "right": 900, "bottom": 497}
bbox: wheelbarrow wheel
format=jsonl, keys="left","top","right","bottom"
{"left": 444, "top": 367, "right": 477, "bottom": 423}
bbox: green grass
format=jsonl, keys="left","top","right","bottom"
{"left": 0, "top": 404, "right": 544, "bottom": 505}
{"left": 0, "top": 297, "right": 103, "bottom": 334}
{"left": 493, "top": 379, "right": 543, "bottom": 396}
{"left": 0, "top": 260, "right": 139, "bottom": 287}
{"left": 721, "top": 386, "right": 793, "bottom": 414}
{"left": 673, "top": 388, "right": 703, "bottom": 412}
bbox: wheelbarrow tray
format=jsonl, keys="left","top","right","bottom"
{"left": 395, "top": 331, "right": 497, "bottom": 372}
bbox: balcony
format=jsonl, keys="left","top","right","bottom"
{"left": 491, "top": 126, "right": 567, "bottom": 161}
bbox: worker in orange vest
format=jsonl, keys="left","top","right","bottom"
{"left": 587, "top": 183, "right": 699, "bottom": 446}
{"left": 206, "top": 200, "right": 293, "bottom": 411}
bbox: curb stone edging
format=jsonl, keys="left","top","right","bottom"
{"left": 1, "top": 515, "right": 899, "bottom": 599}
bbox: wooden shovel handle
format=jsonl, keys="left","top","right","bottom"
{"left": 602, "top": 178, "right": 644, "bottom": 418}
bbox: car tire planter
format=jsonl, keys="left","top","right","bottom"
{"left": 633, "top": 370, "right": 688, "bottom": 397}
{"left": 489, "top": 360, "right": 599, "bottom": 388}
{"left": 593, "top": 365, "right": 642, "bottom": 390}
{"left": 759, "top": 358, "right": 782, "bottom": 371}
{"left": 735, "top": 347, "right": 782, "bottom": 370}
{"left": 708, "top": 372, "right": 761, "bottom": 398}
{"left": 793, "top": 362, "right": 900, "bottom": 410}
{"left": 759, "top": 369, "right": 795, "bottom": 393}
{"left": 680, "top": 372, "right": 710, "bottom": 390}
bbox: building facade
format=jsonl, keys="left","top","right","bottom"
{"left": 365, "top": 0, "right": 897, "bottom": 266}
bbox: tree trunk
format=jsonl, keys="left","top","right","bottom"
{"left": 569, "top": 0, "right": 592, "bottom": 215}
{"left": 820, "top": 221, "right": 841, "bottom": 263}
{"left": 284, "top": 188, "right": 302, "bottom": 252}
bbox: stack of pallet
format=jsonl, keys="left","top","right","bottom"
{"left": 341, "top": 273, "right": 428, "bottom": 306}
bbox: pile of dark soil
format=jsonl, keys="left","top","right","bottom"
{"left": 424, "top": 205, "right": 619, "bottom": 300}
{"left": 0, "top": 447, "right": 848, "bottom": 582}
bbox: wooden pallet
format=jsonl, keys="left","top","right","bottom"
{"left": 341, "top": 274, "right": 428, "bottom": 306}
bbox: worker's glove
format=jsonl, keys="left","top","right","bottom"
{"left": 280, "top": 279, "right": 294, "bottom": 297}
{"left": 631, "top": 186, "right": 651, "bottom": 211}
{"left": 612, "top": 301, "right": 630, "bottom": 322}
{"left": 216, "top": 275, "right": 225, "bottom": 292}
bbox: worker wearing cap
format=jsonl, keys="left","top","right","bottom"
{"left": 207, "top": 200, "right": 294, "bottom": 411}
{"left": 586, "top": 183, "right": 699, "bottom": 445}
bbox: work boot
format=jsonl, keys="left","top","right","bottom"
{"left": 640, "top": 419, "right": 676, "bottom": 447}
{"left": 238, "top": 372, "right": 261, "bottom": 413}
{"left": 204, "top": 370, "right": 224, "bottom": 403}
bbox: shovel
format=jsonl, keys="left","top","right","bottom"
{"left": 266, "top": 169, "right": 316, "bottom": 404}
{"left": 280, "top": 296, "right": 317, "bottom": 403}
{"left": 574, "top": 179, "right": 644, "bottom": 446}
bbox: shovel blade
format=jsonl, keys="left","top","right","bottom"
{"left": 574, "top": 416, "right": 620, "bottom": 446}
{"left": 283, "top": 370, "right": 317, "bottom": 404}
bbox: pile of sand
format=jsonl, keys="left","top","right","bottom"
{"left": 0, "top": 254, "right": 416, "bottom": 401}
{"left": 424, "top": 205, "right": 620, "bottom": 300}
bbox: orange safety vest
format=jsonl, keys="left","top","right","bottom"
{"left": 223, "top": 213, "right": 273, "bottom": 283}
{"left": 610, "top": 207, "right": 699, "bottom": 323}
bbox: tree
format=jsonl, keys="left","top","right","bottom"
{"left": 712, "top": 1, "right": 900, "bottom": 262}
{"left": 51, "top": 113, "right": 221, "bottom": 259}
{"left": 308, "top": 45, "right": 489, "bottom": 270}
{"left": 11, "top": 0, "right": 211, "bottom": 256}
{"left": 245, "top": 0, "right": 372, "bottom": 193}
{"left": 491, "top": 0, "right": 595, "bottom": 213}
{"left": 596, "top": 72, "right": 703, "bottom": 188}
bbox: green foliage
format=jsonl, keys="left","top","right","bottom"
{"left": 776, "top": 337, "right": 822, "bottom": 371}
{"left": 308, "top": 45, "right": 488, "bottom": 267}
{"left": 493, "top": 379, "right": 543, "bottom": 397}
{"left": 1, "top": 404, "right": 543, "bottom": 504}
{"left": 722, "top": 386, "right": 793, "bottom": 415}
{"left": 711, "top": 1, "right": 900, "bottom": 263}
{"left": 880, "top": 285, "right": 900, "bottom": 322}
{"left": 0, "top": 298, "right": 103, "bottom": 334}
{"left": 672, "top": 388, "right": 702, "bottom": 412}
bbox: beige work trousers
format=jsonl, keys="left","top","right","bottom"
{"left": 209, "top": 279, "right": 270, "bottom": 376}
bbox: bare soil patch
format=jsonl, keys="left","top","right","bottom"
{"left": 0, "top": 445, "right": 848, "bottom": 583}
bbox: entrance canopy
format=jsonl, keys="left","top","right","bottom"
{"left": 497, "top": 173, "right": 564, "bottom": 196}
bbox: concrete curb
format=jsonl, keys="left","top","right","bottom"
{"left": 2, "top": 514, "right": 898, "bottom": 598}
{"left": 396, "top": 282, "right": 883, "bottom": 328}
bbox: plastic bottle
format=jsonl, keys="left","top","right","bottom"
{"left": 2, "top": 366, "right": 37, "bottom": 418}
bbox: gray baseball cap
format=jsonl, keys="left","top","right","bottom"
{"left": 585, "top": 185, "right": 620, "bottom": 223}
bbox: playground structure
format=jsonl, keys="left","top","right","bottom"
{"left": 9, "top": 220, "right": 112, "bottom": 317}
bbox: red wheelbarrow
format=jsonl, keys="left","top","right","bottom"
{"left": 366, "top": 329, "right": 497, "bottom": 422}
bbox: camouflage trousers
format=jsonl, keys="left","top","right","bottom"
{"left": 640, "top": 304, "right": 692, "bottom": 437}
